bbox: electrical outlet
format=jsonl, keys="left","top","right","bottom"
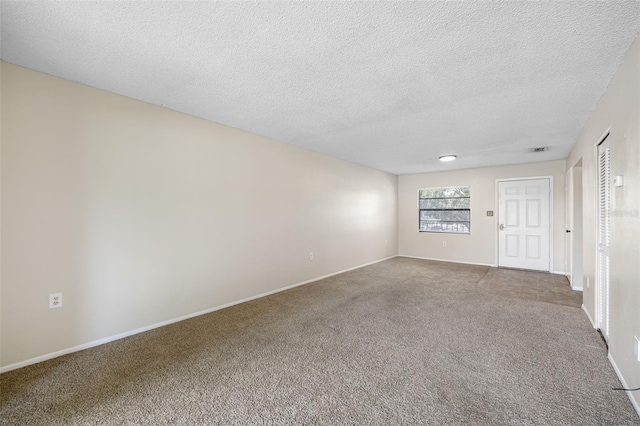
{"left": 309, "top": 252, "right": 314, "bottom": 261}
{"left": 585, "top": 276, "right": 589, "bottom": 289}
{"left": 442, "top": 241, "right": 447, "bottom": 247}
{"left": 49, "top": 293, "right": 63, "bottom": 309}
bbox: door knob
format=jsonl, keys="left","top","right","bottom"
{"left": 566, "top": 230, "right": 571, "bottom": 233}
{"left": 499, "top": 224, "right": 505, "bottom": 230}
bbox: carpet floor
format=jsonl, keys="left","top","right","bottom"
{"left": 478, "top": 267, "right": 583, "bottom": 308}
{"left": 1, "top": 257, "right": 637, "bottom": 425}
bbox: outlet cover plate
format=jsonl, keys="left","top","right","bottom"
{"left": 49, "top": 293, "right": 63, "bottom": 309}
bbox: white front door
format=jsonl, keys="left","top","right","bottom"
{"left": 597, "top": 135, "right": 611, "bottom": 340}
{"left": 498, "top": 178, "right": 551, "bottom": 271}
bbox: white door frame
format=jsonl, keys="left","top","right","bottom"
{"left": 495, "top": 176, "right": 554, "bottom": 272}
{"left": 567, "top": 163, "right": 584, "bottom": 291}
{"left": 565, "top": 169, "right": 574, "bottom": 284}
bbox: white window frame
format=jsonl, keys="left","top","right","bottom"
{"left": 418, "top": 186, "right": 471, "bottom": 234}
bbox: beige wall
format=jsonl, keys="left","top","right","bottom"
{"left": 398, "top": 161, "right": 566, "bottom": 270}
{"left": 567, "top": 36, "right": 639, "bottom": 410}
{"left": 0, "top": 62, "right": 398, "bottom": 369}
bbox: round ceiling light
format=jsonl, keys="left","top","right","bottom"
{"left": 439, "top": 155, "right": 457, "bottom": 162}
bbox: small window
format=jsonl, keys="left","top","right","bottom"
{"left": 419, "top": 186, "right": 470, "bottom": 234}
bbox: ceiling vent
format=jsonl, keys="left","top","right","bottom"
{"left": 530, "top": 147, "right": 548, "bottom": 153}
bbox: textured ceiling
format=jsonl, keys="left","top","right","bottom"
{"left": 1, "top": 2, "right": 639, "bottom": 175}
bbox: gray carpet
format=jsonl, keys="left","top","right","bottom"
{"left": 1, "top": 257, "right": 637, "bottom": 425}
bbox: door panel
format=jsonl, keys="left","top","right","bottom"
{"left": 526, "top": 235, "right": 541, "bottom": 259}
{"left": 597, "top": 136, "right": 611, "bottom": 340}
{"left": 506, "top": 200, "right": 519, "bottom": 226}
{"left": 498, "top": 178, "right": 551, "bottom": 271}
{"left": 526, "top": 199, "right": 540, "bottom": 227}
{"left": 505, "top": 234, "right": 519, "bottom": 257}
{"left": 525, "top": 185, "right": 541, "bottom": 195}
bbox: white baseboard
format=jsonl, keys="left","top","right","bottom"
{"left": 608, "top": 353, "right": 640, "bottom": 417}
{"left": 571, "top": 285, "right": 584, "bottom": 291}
{"left": 398, "top": 255, "right": 495, "bottom": 268}
{"left": 581, "top": 304, "right": 596, "bottom": 328}
{"left": 552, "top": 270, "right": 567, "bottom": 276}
{"left": 0, "top": 255, "right": 398, "bottom": 374}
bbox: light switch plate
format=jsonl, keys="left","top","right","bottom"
{"left": 49, "top": 293, "right": 63, "bottom": 309}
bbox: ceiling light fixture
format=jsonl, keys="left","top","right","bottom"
{"left": 439, "top": 155, "right": 457, "bottom": 162}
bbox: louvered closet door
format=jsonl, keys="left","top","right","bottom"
{"left": 597, "top": 135, "right": 611, "bottom": 340}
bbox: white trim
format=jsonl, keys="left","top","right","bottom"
{"left": 571, "top": 286, "right": 583, "bottom": 291}
{"left": 596, "top": 128, "right": 612, "bottom": 146}
{"left": 495, "top": 176, "right": 554, "bottom": 272}
{"left": 550, "top": 176, "right": 555, "bottom": 273}
{"left": 494, "top": 180, "right": 500, "bottom": 266}
{"left": 565, "top": 168, "right": 572, "bottom": 285}
{"left": 494, "top": 175, "right": 556, "bottom": 182}
{"left": 552, "top": 270, "right": 567, "bottom": 276}
{"left": 0, "top": 255, "right": 397, "bottom": 374}
{"left": 582, "top": 304, "right": 596, "bottom": 328}
{"left": 399, "top": 254, "right": 495, "bottom": 268}
{"left": 608, "top": 353, "right": 640, "bottom": 417}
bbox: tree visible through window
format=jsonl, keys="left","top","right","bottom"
{"left": 419, "top": 187, "right": 470, "bottom": 233}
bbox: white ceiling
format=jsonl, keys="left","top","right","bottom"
{"left": 1, "top": 1, "right": 638, "bottom": 175}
